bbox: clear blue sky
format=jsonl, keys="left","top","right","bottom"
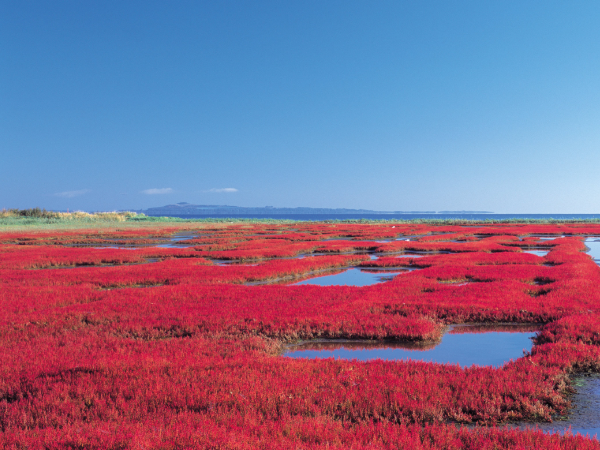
{"left": 2, "top": 1, "right": 600, "bottom": 213}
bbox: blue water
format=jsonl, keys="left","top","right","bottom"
{"left": 147, "top": 213, "right": 600, "bottom": 221}
{"left": 523, "top": 250, "right": 550, "bottom": 257}
{"left": 284, "top": 325, "right": 537, "bottom": 367}
{"left": 585, "top": 238, "right": 600, "bottom": 261}
{"left": 151, "top": 232, "right": 201, "bottom": 248}
{"left": 292, "top": 268, "right": 406, "bottom": 286}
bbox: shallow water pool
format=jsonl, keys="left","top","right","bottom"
{"left": 523, "top": 250, "right": 550, "bottom": 257}
{"left": 284, "top": 324, "right": 538, "bottom": 367}
{"left": 585, "top": 238, "right": 600, "bottom": 263}
{"left": 291, "top": 268, "right": 407, "bottom": 287}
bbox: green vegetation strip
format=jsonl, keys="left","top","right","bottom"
{"left": 2, "top": 208, "right": 600, "bottom": 230}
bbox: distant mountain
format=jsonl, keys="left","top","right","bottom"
{"left": 137, "top": 203, "right": 492, "bottom": 216}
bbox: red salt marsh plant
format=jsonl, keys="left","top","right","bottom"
{"left": 1, "top": 223, "right": 600, "bottom": 448}
{"left": 0, "top": 254, "right": 369, "bottom": 290}
{"left": 0, "top": 245, "right": 212, "bottom": 269}
{"left": 2, "top": 414, "right": 600, "bottom": 449}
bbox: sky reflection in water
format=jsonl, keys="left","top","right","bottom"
{"left": 292, "top": 268, "right": 406, "bottom": 287}
{"left": 523, "top": 250, "right": 550, "bottom": 257}
{"left": 585, "top": 238, "right": 600, "bottom": 263}
{"left": 284, "top": 325, "right": 538, "bottom": 368}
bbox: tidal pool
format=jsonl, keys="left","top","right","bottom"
{"left": 284, "top": 324, "right": 538, "bottom": 367}
{"left": 291, "top": 268, "right": 407, "bottom": 287}
{"left": 585, "top": 238, "right": 600, "bottom": 263}
{"left": 523, "top": 249, "right": 550, "bottom": 257}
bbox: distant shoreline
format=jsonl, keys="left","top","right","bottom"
{"left": 3, "top": 208, "right": 600, "bottom": 230}
{"left": 136, "top": 202, "right": 495, "bottom": 217}
{"left": 143, "top": 213, "right": 600, "bottom": 221}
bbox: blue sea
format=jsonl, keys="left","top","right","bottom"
{"left": 148, "top": 213, "right": 600, "bottom": 221}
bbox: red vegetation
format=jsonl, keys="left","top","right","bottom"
{"left": 1, "top": 223, "right": 600, "bottom": 448}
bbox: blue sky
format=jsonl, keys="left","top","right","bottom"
{"left": 2, "top": 1, "right": 600, "bottom": 213}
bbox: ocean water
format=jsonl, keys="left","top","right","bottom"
{"left": 147, "top": 213, "right": 600, "bottom": 221}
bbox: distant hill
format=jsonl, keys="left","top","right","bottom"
{"left": 137, "top": 203, "right": 492, "bottom": 216}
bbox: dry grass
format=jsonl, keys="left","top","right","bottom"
{"left": 56, "top": 211, "right": 135, "bottom": 221}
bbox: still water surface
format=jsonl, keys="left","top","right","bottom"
{"left": 292, "top": 268, "right": 407, "bottom": 287}
{"left": 284, "top": 324, "right": 538, "bottom": 367}
{"left": 585, "top": 238, "right": 600, "bottom": 263}
{"left": 523, "top": 250, "right": 550, "bottom": 257}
